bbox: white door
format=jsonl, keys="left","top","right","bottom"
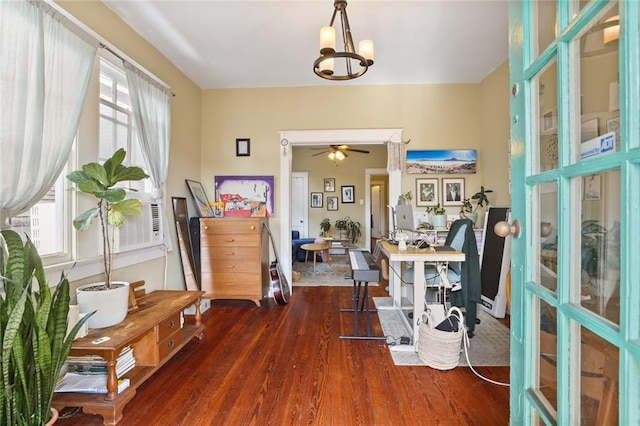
{"left": 291, "top": 172, "right": 308, "bottom": 237}
{"left": 370, "top": 182, "right": 386, "bottom": 239}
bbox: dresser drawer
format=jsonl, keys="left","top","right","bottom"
{"left": 205, "top": 258, "right": 260, "bottom": 274}
{"left": 201, "top": 233, "right": 260, "bottom": 247}
{"left": 203, "top": 273, "right": 261, "bottom": 296}
{"left": 201, "top": 220, "right": 261, "bottom": 236}
{"left": 203, "top": 246, "right": 259, "bottom": 262}
{"left": 158, "top": 329, "right": 182, "bottom": 361}
{"left": 158, "top": 312, "right": 181, "bottom": 343}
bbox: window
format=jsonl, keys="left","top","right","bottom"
{"left": 7, "top": 53, "right": 159, "bottom": 273}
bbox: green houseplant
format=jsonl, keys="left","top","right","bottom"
{"left": 320, "top": 218, "right": 332, "bottom": 236}
{"left": 0, "top": 230, "right": 93, "bottom": 425}
{"left": 334, "top": 216, "right": 362, "bottom": 244}
{"left": 67, "top": 148, "right": 149, "bottom": 328}
{"left": 470, "top": 186, "right": 493, "bottom": 212}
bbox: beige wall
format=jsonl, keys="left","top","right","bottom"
{"left": 202, "top": 75, "right": 511, "bottom": 243}
{"left": 57, "top": 1, "right": 203, "bottom": 292}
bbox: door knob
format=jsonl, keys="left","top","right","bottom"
{"left": 495, "top": 220, "right": 520, "bottom": 238}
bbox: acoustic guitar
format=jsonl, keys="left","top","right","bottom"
{"left": 264, "top": 224, "right": 290, "bottom": 305}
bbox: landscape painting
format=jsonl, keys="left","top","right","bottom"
{"left": 406, "top": 149, "right": 477, "bottom": 174}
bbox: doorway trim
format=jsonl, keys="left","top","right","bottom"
{"left": 279, "top": 128, "right": 403, "bottom": 284}
{"left": 365, "top": 168, "right": 388, "bottom": 252}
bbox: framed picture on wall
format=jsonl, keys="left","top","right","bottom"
{"left": 311, "top": 192, "right": 323, "bottom": 208}
{"left": 324, "top": 178, "right": 335, "bottom": 192}
{"left": 341, "top": 185, "right": 355, "bottom": 203}
{"left": 416, "top": 178, "right": 439, "bottom": 207}
{"left": 442, "top": 178, "right": 465, "bottom": 206}
{"left": 327, "top": 196, "right": 338, "bottom": 211}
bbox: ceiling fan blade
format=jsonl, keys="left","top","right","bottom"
{"left": 310, "top": 147, "right": 330, "bottom": 150}
{"left": 312, "top": 151, "right": 330, "bottom": 156}
{"left": 345, "top": 148, "right": 370, "bottom": 154}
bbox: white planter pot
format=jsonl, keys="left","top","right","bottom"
{"left": 77, "top": 281, "right": 130, "bottom": 329}
{"left": 431, "top": 214, "right": 447, "bottom": 229}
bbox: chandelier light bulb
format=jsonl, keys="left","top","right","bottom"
{"left": 320, "top": 26, "right": 336, "bottom": 53}
{"left": 358, "top": 40, "right": 374, "bottom": 64}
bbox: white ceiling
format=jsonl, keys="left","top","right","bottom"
{"left": 101, "top": 0, "right": 509, "bottom": 90}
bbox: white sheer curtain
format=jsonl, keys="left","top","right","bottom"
{"left": 0, "top": 0, "right": 98, "bottom": 229}
{"left": 123, "top": 62, "right": 172, "bottom": 248}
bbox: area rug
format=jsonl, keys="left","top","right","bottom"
{"left": 292, "top": 255, "right": 356, "bottom": 287}
{"left": 373, "top": 297, "right": 510, "bottom": 367}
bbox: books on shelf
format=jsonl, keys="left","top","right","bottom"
{"left": 65, "top": 345, "right": 135, "bottom": 379}
{"left": 55, "top": 373, "right": 130, "bottom": 394}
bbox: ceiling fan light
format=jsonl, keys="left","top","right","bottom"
{"left": 335, "top": 150, "right": 346, "bottom": 160}
{"left": 328, "top": 151, "right": 336, "bottom": 160}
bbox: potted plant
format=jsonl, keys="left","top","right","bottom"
{"left": 426, "top": 203, "right": 447, "bottom": 228}
{"left": 67, "top": 148, "right": 149, "bottom": 329}
{"left": 334, "top": 216, "right": 362, "bottom": 244}
{"left": 320, "top": 218, "right": 332, "bottom": 236}
{"left": 398, "top": 190, "right": 413, "bottom": 205}
{"left": 0, "top": 230, "right": 93, "bottom": 425}
{"left": 462, "top": 186, "right": 493, "bottom": 225}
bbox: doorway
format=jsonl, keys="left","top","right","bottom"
{"left": 278, "top": 129, "right": 404, "bottom": 284}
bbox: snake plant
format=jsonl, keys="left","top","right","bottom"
{"left": 0, "top": 230, "right": 92, "bottom": 425}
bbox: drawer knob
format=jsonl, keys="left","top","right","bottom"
{"left": 250, "top": 225, "right": 255, "bottom": 230}
{"left": 167, "top": 320, "right": 175, "bottom": 329}
{"left": 167, "top": 339, "right": 175, "bottom": 348}
{"left": 226, "top": 283, "right": 236, "bottom": 286}
{"left": 227, "top": 265, "right": 235, "bottom": 269}
{"left": 226, "top": 238, "right": 235, "bottom": 242}
{"left": 204, "top": 225, "right": 209, "bottom": 230}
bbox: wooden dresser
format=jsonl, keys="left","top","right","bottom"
{"left": 199, "top": 217, "right": 269, "bottom": 306}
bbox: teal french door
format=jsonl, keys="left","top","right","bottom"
{"left": 509, "top": 1, "right": 639, "bottom": 424}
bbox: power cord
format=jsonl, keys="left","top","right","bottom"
{"left": 461, "top": 327, "right": 510, "bottom": 387}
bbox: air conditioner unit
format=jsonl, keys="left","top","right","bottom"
{"left": 115, "top": 202, "right": 164, "bottom": 253}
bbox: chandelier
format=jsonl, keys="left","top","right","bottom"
{"left": 313, "top": 0, "right": 374, "bottom": 81}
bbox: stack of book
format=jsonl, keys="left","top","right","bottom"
{"left": 65, "top": 346, "right": 135, "bottom": 379}
{"left": 56, "top": 346, "right": 135, "bottom": 394}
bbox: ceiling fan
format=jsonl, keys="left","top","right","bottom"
{"left": 311, "top": 145, "right": 370, "bottom": 160}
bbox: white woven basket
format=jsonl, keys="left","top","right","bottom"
{"left": 417, "top": 306, "right": 464, "bottom": 370}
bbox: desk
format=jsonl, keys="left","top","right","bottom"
{"left": 301, "top": 242, "right": 331, "bottom": 275}
{"left": 378, "top": 241, "right": 465, "bottom": 351}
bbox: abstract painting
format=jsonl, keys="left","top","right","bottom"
{"left": 214, "top": 175, "right": 274, "bottom": 217}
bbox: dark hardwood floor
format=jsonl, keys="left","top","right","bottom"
{"left": 56, "top": 286, "right": 510, "bottom": 425}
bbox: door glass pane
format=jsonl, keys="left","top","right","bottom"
{"left": 576, "top": 5, "right": 620, "bottom": 164}
{"left": 580, "top": 325, "right": 619, "bottom": 425}
{"left": 579, "top": 170, "right": 620, "bottom": 324}
{"left": 537, "top": 182, "right": 558, "bottom": 294}
{"left": 537, "top": 61, "right": 559, "bottom": 172}
{"left": 539, "top": 299, "right": 558, "bottom": 412}
{"left": 536, "top": 0, "right": 557, "bottom": 55}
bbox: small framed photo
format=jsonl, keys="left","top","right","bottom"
{"left": 236, "top": 138, "right": 250, "bottom": 156}
{"left": 324, "top": 178, "right": 335, "bottom": 192}
{"left": 327, "top": 196, "right": 338, "bottom": 211}
{"left": 442, "top": 178, "right": 465, "bottom": 207}
{"left": 341, "top": 185, "right": 355, "bottom": 203}
{"left": 311, "top": 192, "right": 323, "bottom": 208}
{"left": 416, "top": 178, "right": 439, "bottom": 207}
{"left": 185, "top": 179, "right": 214, "bottom": 217}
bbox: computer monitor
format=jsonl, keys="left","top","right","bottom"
{"left": 395, "top": 204, "right": 415, "bottom": 232}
